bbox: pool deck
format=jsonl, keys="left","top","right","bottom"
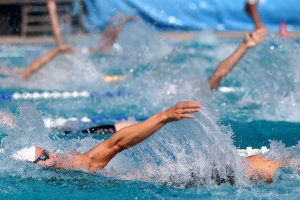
{"left": 0, "top": 31, "right": 299, "bottom": 45}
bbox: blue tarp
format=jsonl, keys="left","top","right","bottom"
{"left": 83, "top": 0, "right": 300, "bottom": 31}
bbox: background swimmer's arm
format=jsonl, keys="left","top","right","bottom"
{"left": 96, "top": 13, "right": 123, "bottom": 53}
{"left": 207, "top": 41, "right": 248, "bottom": 90}
{"left": 102, "top": 13, "right": 123, "bottom": 38}
{"left": 20, "top": 45, "right": 72, "bottom": 80}
{"left": 47, "top": 0, "right": 64, "bottom": 47}
{"left": 245, "top": 1, "right": 266, "bottom": 31}
{"left": 20, "top": 47, "right": 61, "bottom": 80}
{"left": 207, "top": 28, "right": 266, "bottom": 90}
{"left": 84, "top": 101, "right": 201, "bottom": 169}
{"left": 98, "top": 14, "right": 137, "bottom": 53}
{"left": 99, "top": 20, "right": 127, "bottom": 53}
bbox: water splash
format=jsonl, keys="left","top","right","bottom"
{"left": 198, "top": 35, "right": 300, "bottom": 122}
{"left": 106, "top": 107, "right": 246, "bottom": 187}
{"left": 0, "top": 52, "right": 101, "bottom": 91}
{"left": 0, "top": 101, "right": 246, "bottom": 187}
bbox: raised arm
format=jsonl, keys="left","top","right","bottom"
{"left": 91, "top": 13, "right": 137, "bottom": 53}
{"left": 47, "top": 0, "right": 64, "bottom": 47}
{"left": 207, "top": 28, "right": 266, "bottom": 90}
{"left": 83, "top": 101, "right": 201, "bottom": 170}
{"left": 245, "top": 0, "right": 266, "bottom": 31}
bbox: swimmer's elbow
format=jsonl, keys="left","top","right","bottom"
{"left": 114, "top": 142, "right": 123, "bottom": 152}
{"left": 215, "top": 68, "right": 228, "bottom": 79}
{"left": 115, "top": 139, "right": 133, "bottom": 152}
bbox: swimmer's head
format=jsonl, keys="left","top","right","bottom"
{"left": 13, "top": 146, "right": 58, "bottom": 166}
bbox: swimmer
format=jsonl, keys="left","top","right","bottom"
{"left": 208, "top": 28, "right": 267, "bottom": 90}
{"left": 245, "top": 0, "right": 266, "bottom": 31}
{"left": 12, "top": 101, "right": 296, "bottom": 184}
{"left": 13, "top": 101, "right": 201, "bottom": 172}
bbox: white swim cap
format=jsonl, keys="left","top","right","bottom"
{"left": 12, "top": 146, "right": 36, "bottom": 162}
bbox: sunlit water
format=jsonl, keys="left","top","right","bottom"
{"left": 0, "top": 22, "right": 300, "bottom": 198}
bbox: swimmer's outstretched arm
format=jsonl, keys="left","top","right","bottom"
{"left": 99, "top": 20, "right": 127, "bottom": 53}
{"left": 207, "top": 28, "right": 266, "bottom": 90}
{"left": 101, "top": 13, "right": 123, "bottom": 39}
{"left": 47, "top": 0, "right": 64, "bottom": 47}
{"left": 20, "top": 45, "right": 72, "bottom": 80}
{"left": 82, "top": 101, "right": 201, "bottom": 171}
{"left": 92, "top": 14, "right": 123, "bottom": 53}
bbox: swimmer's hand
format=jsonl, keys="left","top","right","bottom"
{"left": 161, "top": 101, "right": 201, "bottom": 123}
{"left": 243, "top": 28, "right": 266, "bottom": 48}
{"left": 47, "top": 0, "right": 56, "bottom": 12}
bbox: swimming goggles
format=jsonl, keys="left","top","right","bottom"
{"left": 33, "top": 151, "right": 49, "bottom": 163}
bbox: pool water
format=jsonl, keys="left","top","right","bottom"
{"left": 1, "top": 22, "right": 300, "bottom": 199}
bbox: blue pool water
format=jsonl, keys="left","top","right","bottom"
{"left": 1, "top": 22, "right": 300, "bottom": 198}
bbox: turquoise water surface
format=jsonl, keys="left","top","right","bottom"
{"left": 1, "top": 22, "right": 300, "bottom": 199}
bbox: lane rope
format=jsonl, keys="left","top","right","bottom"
{"left": 0, "top": 90, "right": 130, "bottom": 100}
{"left": 43, "top": 115, "right": 149, "bottom": 128}
{"left": 237, "top": 146, "right": 269, "bottom": 157}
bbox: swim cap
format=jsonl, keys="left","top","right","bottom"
{"left": 12, "top": 146, "right": 36, "bottom": 162}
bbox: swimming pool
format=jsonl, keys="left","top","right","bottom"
{"left": 1, "top": 23, "right": 300, "bottom": 198}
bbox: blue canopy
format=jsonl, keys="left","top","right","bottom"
{"left": 83, "top": 0, "right": 300, "bottom": 31}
